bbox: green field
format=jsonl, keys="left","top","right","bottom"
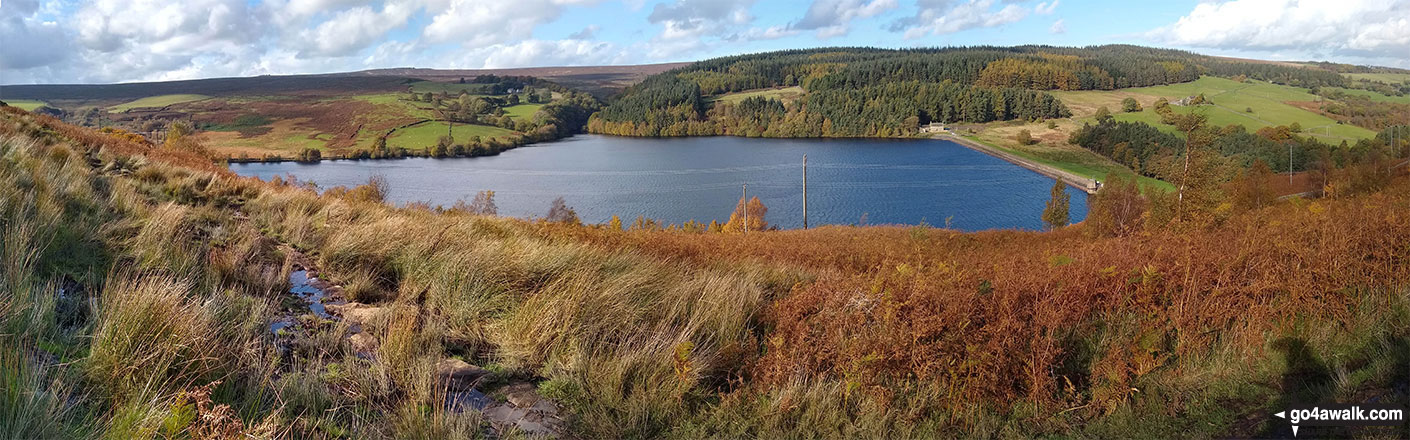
{"left": 1107, "top": 77, "right": 1375, "bottom": 142}
{"left": 709, "top": 86, "right": 805, "bottom": 104}
{"left": 110, "top": 94, "right": 211, "bottom": 112}
{"left": 962, "top": 128, "right": 1175, "bottom": 192}
{"left": 1344, "top": 72, "right": 1410, "bottom": 83}
{"left": 6, "top": 99, "right": 48, "bottom": 111}
{"left": 1322, "top": 87, "right": 1410, "bottom": 104}
{"left": 503, "top": 103, "right": 544, "bottom": 120}
{"left": 385, "top": 121, "right": 515, "bottom": 149}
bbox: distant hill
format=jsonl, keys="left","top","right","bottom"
{"left": 0, "top": 63, "right": 688, "bottom": 102}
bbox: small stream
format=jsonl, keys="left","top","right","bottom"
{"left": 270, "top": 268, "right": 343, "bottom": 334}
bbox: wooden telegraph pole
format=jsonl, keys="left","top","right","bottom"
{"left": 742, "top": 183, "right": 748, "bottom": 234}
{"left": 802, "top": 154, "right": 808, "bottom": 229}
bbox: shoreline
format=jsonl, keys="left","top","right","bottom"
{"left": 936, "top": 133, "right": 1100, "bottom": 194}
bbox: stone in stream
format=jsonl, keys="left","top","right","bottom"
{"left": 325, "top": 302, "right": 388, "bottom": 327}
{"left": 479, "top": 383, "right": 567, "bottom": 437}
{"left": 435, "top": 358, "right": 489, "bottom": 391}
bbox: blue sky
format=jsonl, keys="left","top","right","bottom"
{"left": 2, "top": 0, "right": 1407, "bottom": 84}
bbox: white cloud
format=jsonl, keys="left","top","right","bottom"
{"left": 1049, "top": 18, "right": 1064, "bottom": 34}
{"left": 295, "top": 2, "right": 415, "bottom": 57}
{"left": 891, "top": 0, "right": 1030, "bottom": 39}
{"left": 1034, "top": 0, "right": 1058, "bottom": 15}
{"left": 470, "top": 39, "right": 630, "bottom": 68}
{"left": 1150, "top": 0, "right": 1410, "bottom": 63}
{"left": 733, "top": 25, "right": 799, "bottom": 41}
{"left": 647, "top": 0, "right": 754, "bottom": 40}
{"left": 791, "top": 0, "right": 898, "bottom": 39}
{"left": 422, "top": 0, "right": 596, "bottom": 47}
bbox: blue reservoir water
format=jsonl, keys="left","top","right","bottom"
{"left": 229, "top": 134, "right": 1087, "bottom": 231}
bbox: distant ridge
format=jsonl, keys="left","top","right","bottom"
{"left": 0, "top": 62, "right": 690, "bottom": 101}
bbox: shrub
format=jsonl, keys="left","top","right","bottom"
{"left": 296, "top": 148, "right": 321, "bottom": 162}
{"left": 1015, "top": 129, "right": 1035, "bottom": 145}
{"left": 1121, "top": 97, "right": 1142, "bottom": 112}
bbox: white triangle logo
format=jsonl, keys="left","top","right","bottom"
{"left": 1275, "top": 411, "right": 1286, "bottom": 419}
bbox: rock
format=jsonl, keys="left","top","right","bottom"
{"left": 436, "top": 358, "right": 489, "bottom": 390}
{"left": 326, "top": 302, "right": 387, "bottom": 327}
{"left": 502, "top": 383, "right": 541, "bottom": 408}
{"left": 348, "top": 332, "right": 377, "bottom": 357}
{"left": 482, "top": 402, "right": 561, "bottom": 437}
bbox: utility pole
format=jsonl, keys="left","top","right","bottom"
{"left": 802, "top": 154, "right": 808, "bottom": 230}
{"left": 742, "top": 183, "right": 748, "bottom": 234}
{"left": 1289, "top": 143, "right": 1294, "bottom": 186}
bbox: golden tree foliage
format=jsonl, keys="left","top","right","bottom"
{"left": 723, "top": 196, "right": 768, "bottom": 232}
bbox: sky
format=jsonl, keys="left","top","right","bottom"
{"left": 1, "top": 0, "right": 1408, "bottom": 85}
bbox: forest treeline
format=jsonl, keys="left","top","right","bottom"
{"left": 588, "top": 45, "right": 1353, "bottom": 138}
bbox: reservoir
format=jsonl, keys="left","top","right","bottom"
{"left": 228, "top": 134, "right": 1088, "bottom": 231}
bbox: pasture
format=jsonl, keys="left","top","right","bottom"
{"left": 109, "top": 94, "right": 211, "bottom": 112}
{"left": 385, "top": 121, "right": 515, "bottom": 149}
{"left": 968, "top": 119, "right": 1175, "bottom": 191}
{"left": 1344, "top": 72, "right": 1410, "bottom": 83}
{"left": 1322, "top": 87, "right": 1410, "bottom": 104}
{"left": 1059, "top": 76, "right": 1377, "bottom": 142}
{"left": 503, "top": 103, "right": 544, "bottom": 120}
{"left": 5, "top": 99, "right": 48, "bottom": 111}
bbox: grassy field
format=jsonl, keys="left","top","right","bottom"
{"left": 503, "top": 103, "right": 544, "bottom": 120}
{"left": 964, "top": 119, "right": 1175, "bottom": 191}
{"left": 1344, "top": 72, "right": 1410, "bottom": 83}
{"left": 5, "top": 99, "right": 47, "bottom": 111}
{"left": 709, "top": 86, "right": 805, "bottom": 104}
{"left": 1322, "top": 87, "right": 1410, "bottom": 104}
{"left": 109, "top": 94, "right": 211, "bottom": 112}
{"left": 386, "top": 121, "right": 515, "bottom": 149}
{"left": 1055, "top": 76, "right": 1377, "bottom": 142}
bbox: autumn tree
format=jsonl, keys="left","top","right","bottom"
{"left": 1041, "top": 180, "right": 1069, "bottom": 229}
{"left": 545, "top": 197, "right": 580, "bottom": 225}
{"left": 1229, "top": 159, "right": 1274, "bottom": 212}
{"left": 1166, "top": 113, "right": 1227, "bottom": 226}
{"left": 468, "top": 190, "right": 497, "bottom": 215}
{"left": 724, "top": 196, "right": 768, "bottom": 232}
{"left": 1084, "top": 173, "right": 1147, "bottom": 237}
{"left": 165, "top": 121, "right": 194, "bottom": 144}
